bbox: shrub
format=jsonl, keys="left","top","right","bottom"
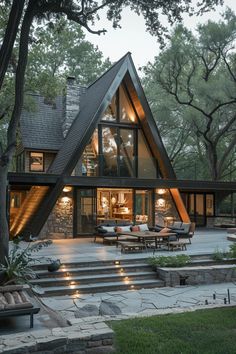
{"left": 228, "top": 243, "right": 236, "bottom": 259}
{"left": 211, "top": 248, "right": 224, "bottom": 262}
{"left": 0, "top": 238, "right": 52, "bottom": 285}
{"left": 147, "top": 254, "right": 191, "bottom": 268}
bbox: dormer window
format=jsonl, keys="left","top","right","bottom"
{"left": 30, "top": 152, "right": 44, "bottom": 172}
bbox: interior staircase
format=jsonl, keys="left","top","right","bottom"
{"left": 82, "top": 145, "right": 97, "bottom": 176}
{"left": 30, "top": 258, "right": 164, "bottom": 296}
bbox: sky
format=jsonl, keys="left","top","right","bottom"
{"left": 85, "top": 0, "right": 236, "bottom": 68}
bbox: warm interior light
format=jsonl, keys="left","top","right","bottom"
{"left": 157, "top": 189, "right": 166, "bottom": 195}
{"left": 114, "top": 260, "right": 120, "bottom": 265}
{"left": 61, "top": 196, "right": 70, "bottom": 204}
{"left": 63, "top": 186, "right": 72, "bottom": 192}
{"left": 156, "top": 198, "right": 166, "bottom": 208}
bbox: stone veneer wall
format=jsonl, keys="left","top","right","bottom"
{"left": 157, "top": 264, "right": 236, "bottom": 287}
{"left": 39, "top": 190, "right": 73, "bottom": 239}
{"left": 63, "top": 77, "right": 86, "bottom": 138}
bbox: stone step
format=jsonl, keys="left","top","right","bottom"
{"left": 35, "top": 263, "right": 151, "bottom": 278}
{"left": 39, "top": 279, "right": 165, "bottom": 296}
{"left": 31, "top": 271, "right": 156, "bottom": 287}
{"left": 31, "top": 258, "right": 151, "bottom": 271}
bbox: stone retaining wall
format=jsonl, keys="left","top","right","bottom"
{"left": 0, "top": 322, "right": 114, "bottom": 354}
{"left": 157, "top": 264, "right": 236, "bottom": 287}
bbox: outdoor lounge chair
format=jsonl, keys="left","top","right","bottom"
{"left": 171, "top": 222, "right": 195, "bottom": 244}
{"left": 0, "top": 284, "right": 40, "bottom": 328}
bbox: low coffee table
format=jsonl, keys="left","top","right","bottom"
{"left": 118, "top": 231, "right": 176, "bottom": 250}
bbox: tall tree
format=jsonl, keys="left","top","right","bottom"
{"left": 0, "top": 0, "right": 224, "bottom": 263}
{"left": 143, "top": 10, "right": 236, "bottom": 181}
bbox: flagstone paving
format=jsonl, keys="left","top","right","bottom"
{"left": 41, "top": 282, "right": 236, "bottom": 324}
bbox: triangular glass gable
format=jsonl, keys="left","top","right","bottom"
{"left": 72, "top": 83, "right": 157, "bottom": 178}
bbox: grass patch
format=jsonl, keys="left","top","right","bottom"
{"left": 110, "top": 307, "right": 236, "bottom": 354}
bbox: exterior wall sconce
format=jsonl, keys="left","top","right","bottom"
{"left": 63, "top": 186, "right": 72, "bottom": 192}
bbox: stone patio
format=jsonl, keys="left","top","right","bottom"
{"left": 1, "top": 228, "right": 235, "bottom": 353}
{"left": 26, "top": 228, "right": 231, "bottom": 264}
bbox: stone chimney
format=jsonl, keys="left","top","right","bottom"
{"left": 62, "top": 76, "right": 86, "bottom": 138}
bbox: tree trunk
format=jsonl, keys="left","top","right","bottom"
{"left": 0, "top": 0, "right": 25, "bottom": 90}
{"left": 0, "top": 165, "right": 9, "bottom": 265}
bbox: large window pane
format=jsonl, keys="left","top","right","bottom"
{"left": 97, "top": 188, "right": 133, "bottom": 223}
{"left": 138, "top": 130, "right": 156, "bottom": 178}
{"left": 119, "top": 85, "right": 137, "bottom": 123}
{"left": 102, "top": 126, "right": 118, "bottom": 176}
{"left": 120, "top": 129, "right": 134, "bottom": 177}
{"left": 101, "top": 95, "right": 117, "bottom": 122}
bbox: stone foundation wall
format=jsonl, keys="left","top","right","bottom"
{"left": 39, "top": 190, "right": 73, "bottom": 239}
{"left": 157, "top": 264, "right": 236, "bottom": 287}
{"left": 207, "top": 216, "right": 236, "bottom": 228}
{"left": 0, "top": 323, "right": 114, "bottom": 354}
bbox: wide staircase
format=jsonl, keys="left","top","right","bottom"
{"left": 30, "top": 258, "right": 164, "bottom": 296}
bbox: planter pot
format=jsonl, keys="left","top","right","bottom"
{"left": 47, "top": 260, "right": 61, "bottom": 272}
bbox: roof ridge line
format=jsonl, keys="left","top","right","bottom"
{"left": 87, "top": 52, "right": 131, "bottom": 89}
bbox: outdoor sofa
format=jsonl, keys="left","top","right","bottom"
{"left": 94, "top": 221, "right": 150, "bottom": 243}
{"left": 0, "top": 284, "right": 40, "bottom": 328}
{"left": 153, "top": 221, "right": 195, "bottom": 244}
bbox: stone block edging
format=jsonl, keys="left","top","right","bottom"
{"left": 157, "top": 264, "right": 236, "bottom": 286}
{"left": 0, "top": 322, "right": 114, "bottom": 354}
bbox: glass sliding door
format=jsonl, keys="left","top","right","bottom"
{"left": 76, "top": 189, "right": 96, "bottom": 235}
{"left": 182, "top": 193, "right": 215, "bottom": 226}
{"left": 134, "top": 190, "right": 153, "bottom": 225}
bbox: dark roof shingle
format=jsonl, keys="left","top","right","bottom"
{"left": 20, "top": 95, "right": 64, "bottom": 151}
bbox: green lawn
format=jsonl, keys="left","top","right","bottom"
{"left": 110, "top": 307, "right": 236, "bottom": 354}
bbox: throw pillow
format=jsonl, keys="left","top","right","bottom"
{"left": 139, "top": 223, "right": 149, "bottom": 231}
{"left": 160, "top": 227, "right": 171, "bottom": 233}
{"left": 102, "top": 226, "right": 115, "bottom": 232}
{"left": 131, "top": 225, "right": 140, "bottom": 232}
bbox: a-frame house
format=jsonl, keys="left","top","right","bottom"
{"left": 9, "top": 53, "right": 190, "bottom": 239}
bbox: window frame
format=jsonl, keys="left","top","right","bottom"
{"left": 29, "top": 151, "right": 45, "bottom": 172}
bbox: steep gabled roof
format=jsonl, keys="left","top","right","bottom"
{"left": 48, "top": 52, "right": 175, "bottom": 178}
{"left": 20, "top": 95, "right": 64, "bottom": 151}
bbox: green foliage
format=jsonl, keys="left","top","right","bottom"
{"left": 148, "top": 254, "right": 191, "bottom": 268}
{"left": 211, "top": 247, "right": 225, "bottom": 262}
{"left": 228, "top": 243, "right": 236, "bottom": 259}
{"left": 142, "top": 10, "right": 236, "bottom": 181}
{"left": 0, "top": 239, "right": 52, "bottom": 285}
{"left": 111, "top": 307, "right": 236, "bottom": 354}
